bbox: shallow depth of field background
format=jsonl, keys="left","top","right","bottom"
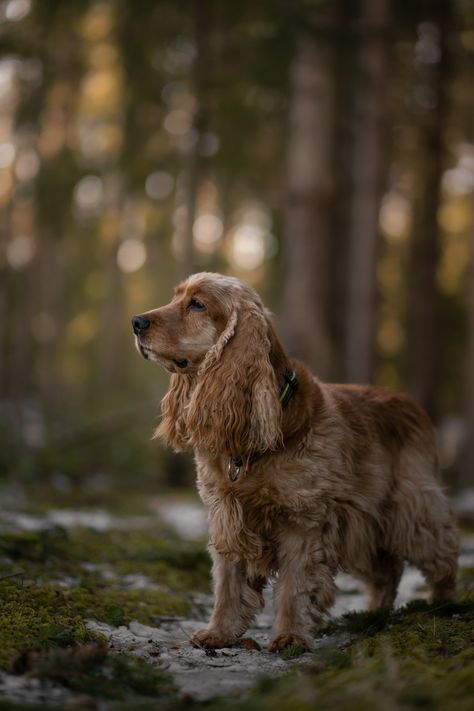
{"left": 0, "top": 0, "right": 473, "bottom": 499}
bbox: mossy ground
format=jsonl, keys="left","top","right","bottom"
{"left": 7, "top": 596, "right": 472, "bottom": 711}
{"left": 201, "top": 597, "right": 474, "bottom": 711}
{"left": 0, "top": 519, "right": 210, "bottom": 704}
{"left": 10, "top": 642, "right": 176, "bottom": 702}
{"left": 0, "top": 523, "right": 210, "bottom": 593}
{"left": 1, "top": 512, "right": 473, "bottom": 710}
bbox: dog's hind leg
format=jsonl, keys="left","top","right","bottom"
{"left": 409, "top": 519, "right": 459, "bottom": 600}
{"left": 269, "top": 529, "right": 337, "bottom": 652}
{"left": 391, "top": 451, "right": 459, "bottom": 601}
{"left": 352, "top": 551, "right": 404, "bottom": 610}
{"left": 391, "top": 489, "right": 459, "bottom": 601}
{"left": 190, "top": 549, "right": 266, "bottom": 649}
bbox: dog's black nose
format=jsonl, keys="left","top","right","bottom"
{"left": 132, "top": 315, "right": 151, "bottom": 334}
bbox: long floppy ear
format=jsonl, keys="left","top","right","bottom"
{"left": 155, "top": 374, "right": 193, "bottom": 452}
{"left": 186, "top": 302, "right": 282, "bottom": 458}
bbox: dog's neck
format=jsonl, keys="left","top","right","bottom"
{"left": 267, "top": 327, "right": 322, "bottom": 446}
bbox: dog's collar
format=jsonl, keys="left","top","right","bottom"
{"left": 228, "top": 369, "right": 299, "bottom": 482}
{"left": 279, "top": 368, "right": 299, "bottom": 409}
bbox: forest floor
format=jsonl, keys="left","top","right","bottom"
{"left": 0, "top": 483, "right": 474, "bottom": 711}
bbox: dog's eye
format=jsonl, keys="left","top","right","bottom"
{"left": 188, "top": 298, "right": 206, "bottom": 311}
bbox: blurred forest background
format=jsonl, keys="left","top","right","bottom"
{"left": 0, "top": 0, "right": 473, "bottom": 501}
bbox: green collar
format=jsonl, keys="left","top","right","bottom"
{"left": 279, "top": 369, "right": 299, "bottom": 409}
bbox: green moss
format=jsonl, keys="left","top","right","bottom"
{"left": 30, "top": 646, "right": 175, "bottom": 700}
{"left": 0, "top": 582, "right": 98, "bottom": 672}
{"left": 0, "top": 703, "right": 58, "bottom": 711}
{"left": 315, "top": 648, "right": 352, "bottom": 670}
{"left": 397, "top": 686, "right": 434, "bottom": 707}
{"left": 459, "top": 566, "right": 474, "bottom": 592}
{"left": 2, "top": 591, "right": 474, "bottom": 710}
{"left": 279, "top": 643, "right": 307, "bottom": 660}
{"left": 0, "top": 525, "right": 211, "bottom": 591}
{"left": 325, "top": 607, "right": 393, "bottom": 637}
{"left": 3, "top": 518, "right": 473, "bottom": 710}
{"left": 0, "top": 527, "right": 70, "bottom": 563}
{"left": 0, "top": 524, "right": 209, "bottom": 673}
{"left": 66, "top": 583, "right": 192, "bottom": 624}
{"left": 198, "top": 594, "right": 474, "bottom": 711}
{"left": 0, "top": 577, "right": 193, "bottom": 671}
{"left": 323, "top": 598, "right": 474, "bottom": 641}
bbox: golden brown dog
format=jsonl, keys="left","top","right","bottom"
{"left": 132, "top": 272, "right": 458, "bottom": 651}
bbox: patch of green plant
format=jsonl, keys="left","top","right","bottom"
{"left": 1, "top": 581, "right": 194, "bottom": 666}
{"left": 0, "top": 703, "right": 58, "bottom": 711}
{"left": 0, "top": 527, "right": 69, "bottom": 563}
{"left": 0, "top": 577, "right": 190, "bottom": 673}
{"left": 331, "top": 607, "right": 392, "bottom": 636}
{"left": 459, "top": 567, "right": 474, "bottom": 593}
{"left": 322, "top": 598, "right": 474, "bottom": 640}
{"left": 68, "top": 526, "right": 211, "bottom": 591}
{"left": 65, "top": 583, "right": 192, "bottom": 626}
{"left": 29, "top": 645, "right": 175, "bottom": 700}
{"left": 397, "top": 686, "right": 435, "bottom": 707}
{"left": 0, "top": 581, "right": 98, "bottom": 672}
{"left": 0, "top": 525, "right": 211, "bottom": 592}
{"left": 279, "top": 643, "right": 307, "bottom": 660}
{"left": 314, "top": 648, "right": 352, "bottom": 670}
{"left": 204, "top": 593, "right": 474, "bottom": 711}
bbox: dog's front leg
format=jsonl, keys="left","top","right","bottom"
{"left": 190, "top": 548, "right": 265, "bottom": 649}
{"left": 269, "top": 529, "right": 337, "bottom": 652}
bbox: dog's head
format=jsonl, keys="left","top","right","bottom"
{"left": 132, "top": 272, "right": 283, "bottom": 457}
{"left": 132, "top": 272, "right": 244, "bottom": 375}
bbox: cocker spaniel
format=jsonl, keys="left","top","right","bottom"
{"left": 132, "top": 272, "right": 458, "bottom": 652}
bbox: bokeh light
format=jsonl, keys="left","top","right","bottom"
{"left": 227, "top": 203, "right": 275, "bottom": 270}
{"left": 74, "top": 175, "right": 104, "bottom": 216}
{"left": 4, "top": 0, "right": 31, "bottom": 23}
{"left": 145, "top": 170, "right": 174, "bottom": 200}
{"left": 15, "top": 148, "right": 40, "bottom": 181}
{"left": 164, "top": 109, "right": 192, "bottom": 136}
{"left": 6, "top": 234, "right": 35, "bottom": 269}
{"left": 229, "top": 224, "right": 266, "bottom": 270}
{"left": 0, "top": 141, "right": 15, "bottom": 168}
{"left": 193, "top": 213, "right": 223, "bottom": 253}
{"left": 379, "top": 192, "right": 411, "bottom": 242}
{"left": 117, "top": 238, "right": 147, "bottom": 273}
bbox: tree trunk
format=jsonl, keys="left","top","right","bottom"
{"left": 344, "top": 0, "right": 390, "bottom": 384}
{"left": 180, "top": 0, "right": 212, "bottom": 280}
{"left": 461, "top": 94, "right": 474, "bottom": 487}
{"left": 407, "top": 0, "right": 450, "bottom": 420}
{"left": 463, "top": 223, "right": 474, "bottom": 487}
{"left": 0, "top": 204, "right": 12, "bottom": 397}
{"left": 281, "top": 30, "right": 337, "bottom": 380}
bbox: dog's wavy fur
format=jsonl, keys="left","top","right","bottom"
{"left": 133, "top": 272, "right": 459, "bottom": 652}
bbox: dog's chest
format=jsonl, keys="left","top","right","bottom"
{"left": 196, "top": 459, "right": 283, "bottom": 567}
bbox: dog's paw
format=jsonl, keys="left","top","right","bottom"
{"left": 268, "top": 633, "right": 312, "bottom": 653}
{"left": 190, "top": 628, "right": 235, "bottom": 649}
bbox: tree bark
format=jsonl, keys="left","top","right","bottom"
{"left": 461, "top": 92, "right": 474, "bottom": 487}
{"left": 407, "top": 0, "right": 450, "bottom": 420}
{"left": 463, "top": 222, "right": 474, "bottom": 487}
{"left": 344, "top": 0, "right": 390, "bottom": 384}
{"left": 180, "top": 0, "right": 212, "bottom": 280}
{"left": 281, "top": 30, "right": 337, "bottom": 380}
